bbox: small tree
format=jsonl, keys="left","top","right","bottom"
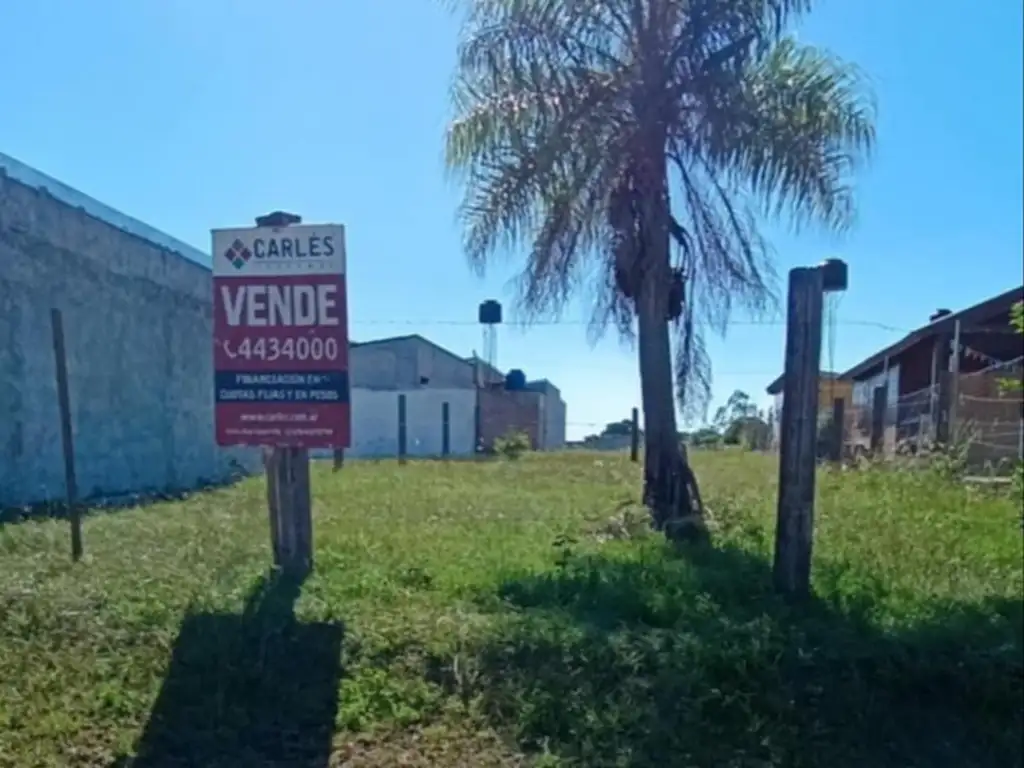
{"left": 603, "top": 419, "right": 635, "bottom": 437}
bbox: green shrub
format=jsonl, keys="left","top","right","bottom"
{"left": 494, "top": 430, "right": 531, "bottom": 460}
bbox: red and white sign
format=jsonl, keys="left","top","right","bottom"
{"left": 212, "top": 223, "right": 350, "bottom": 447}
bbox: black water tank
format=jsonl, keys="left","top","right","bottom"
{"left": 930, "top": 308, "right": 952, "bottom": 322}
{"left": 478, "top": 300, "right": 503, "bottom": 325}
{"left": 820, "top": 258, "right": 848, "bottom": 292}
{"left": 505, "top": 369, "right": 527, "bottom": 390}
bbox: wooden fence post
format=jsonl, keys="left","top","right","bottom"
{"left": 51, "top": 309, "right": 83, "bottom": 562}
{"left": 870, "top": 385, "right": 888, "bottom": 454}
{"left": 934, "top": 370, "right": 952, "bottom": 445}
{"left": 630, "top": 407, "right": 640, "bottom": 462}
{"left": 830, "top": 397, "right": 845, "bottom": 463}
{"left": 253, "top": 211, "right": 312, "bottom": 577}
{"left": 398, "top": 393, "right": 408, "bottom": 464}
{"left": 773, "top": 259, "right": 845, "bottom": 600}
{"left": 949, "top": 319, "right": 962, "bottom": 444}
{"left": 442, "top": 401, "right": 451, "bottom": 457}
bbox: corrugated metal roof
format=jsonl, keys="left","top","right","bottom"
{"left": 765, "top": 371, "right": 843, "bottom": 395}
{"left": 840, "top": 285, "right": 1023, "bottom": 380}
{"left": 0, "top": 151, "right": 210, "bottom": 269}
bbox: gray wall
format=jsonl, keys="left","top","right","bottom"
{"left": 528, "top": 379, "right": 567, "bottom": 450}
{"left": 351, "top": 336, "right": 479, "bottom": 390}
{"left": 0, "top": 163, "right": 259, "bottom": 507}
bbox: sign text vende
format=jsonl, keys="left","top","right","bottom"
{"left": 220, "top": 283, "right": 341, "bottom": 327}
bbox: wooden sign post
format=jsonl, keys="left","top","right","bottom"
{"left": 773, "top": 259, "right": 848, "bottom": 599}
{"left": 212, "top": 212, "right": 351, "bottom": 576}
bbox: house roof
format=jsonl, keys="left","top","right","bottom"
{"left": 765, "top": 371, "right": 843, "bottom": 396}
{"left": 352, "top": 333, "right": 472, "bottom": 366}
{"left": 351, "top": 334, "right": 505, "bottom": 379}
{"left": 465, "top": 354, "right": 504, "bottom": 382}
{"left": 840, "top": 285, "right": 1024, "bottom": 381}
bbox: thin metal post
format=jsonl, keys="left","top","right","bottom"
{"left": 51, "top": 309, "right": 83, "bottom": 561}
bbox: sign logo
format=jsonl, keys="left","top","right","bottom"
{"left": 224, "top": 239, "right": 253, "bottom": 270}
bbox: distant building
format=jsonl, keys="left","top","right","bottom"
{"left": 342, "top": 334, "right": 566, "bottom": 458}
{"left": 839, "top": 286, "right": 1023, "bottom": 460}
{"left": 764, "top": 371, "right": 853, "bottom": 446}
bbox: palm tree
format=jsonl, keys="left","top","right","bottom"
{"left": 445, "top": 0, "right": 875, "bottom": 538}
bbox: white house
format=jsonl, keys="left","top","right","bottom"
{"left": 345, "top": 335, "right": 479, "bottom": 458}
{"left": 339, "top": 334, "right": 567, "bottom": 458}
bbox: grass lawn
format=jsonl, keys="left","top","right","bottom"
{"left": 1, "top": 451, "right": 1021, "bottom": 767}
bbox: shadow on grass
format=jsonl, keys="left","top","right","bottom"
{"left": 471, "top": 543, "right": 1023, "bottom": 768}
{"left": 114, "top": 570, "right": 343, "bottom": 768}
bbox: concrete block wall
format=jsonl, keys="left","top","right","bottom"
{"left": 526, "top": 379, "right": 567, "bottom": 450}
{"left": 0, "top": 159, "right": 259, "bottom": 507}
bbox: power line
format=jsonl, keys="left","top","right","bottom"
{"left": 349, "top": 317, "right": 909, "bottom": 333}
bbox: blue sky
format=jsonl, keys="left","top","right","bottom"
{"left": 1, "top": 1, "right": 1021, "bottom": 440}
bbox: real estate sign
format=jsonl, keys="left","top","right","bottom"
{"left": 212, "top": 223, "right": 350, "bottom": 447}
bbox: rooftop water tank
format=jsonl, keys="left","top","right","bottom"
{"left": 478, "top": 300, "right": 503, "bottom": 325}
{"left": 505, "top": 369, "right": 527, "bottom": 390}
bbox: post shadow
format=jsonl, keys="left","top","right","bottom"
{"left": 472, "top": 542, "right": 1023, "bottom": 767}
{"left": 115, "top": 569, "right": 344, "bottom": 767}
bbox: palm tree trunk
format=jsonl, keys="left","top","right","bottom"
{"left": 637, "top": 285, "right": 702, "bottom": 535}
{"left": 634, "top": 168, "right": 705, "bottom": 540}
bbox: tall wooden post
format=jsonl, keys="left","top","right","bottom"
{"left": 773, "top": 259, "right": 846, "bottom": 600}
{"left": 51, "top": 309, "right": 83, "bottom": 561}
{"left": 630, "top": 407, "right": 640, "bottom": 462}
{"left": 254, "top": 211, "right": 313, "bottom": 577}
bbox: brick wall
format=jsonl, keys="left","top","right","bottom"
{"left": 478, "top": 388, "right": 541, "bottom": 450}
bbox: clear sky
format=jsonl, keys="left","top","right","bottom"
{"left": 1, "top": 1, "right": 1021, "bottom": 440}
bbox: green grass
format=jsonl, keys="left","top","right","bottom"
{"left": 1, "top": 452, "right": 1021, "bottom": 767}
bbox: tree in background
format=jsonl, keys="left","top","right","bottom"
{"left": 445, "top": 0, "right": 875, "bottom": 537}
{"left": 710, "top": 389, "right": 772, "bottom": 449}
{"left": 581, "top": 418, "right": 642, "bottom": 445}
{"left": 602, "top": 419, "right": 636, "bottom": 437}
{"left": 713, "top": 390, "right": 757, "bottom": 432}
{"left": 688, "top": 427, "right": 724, "bottom": 448}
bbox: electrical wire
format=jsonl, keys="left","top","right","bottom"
{"left": 347, "top": 317, "right": 909, "bottom": 332}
